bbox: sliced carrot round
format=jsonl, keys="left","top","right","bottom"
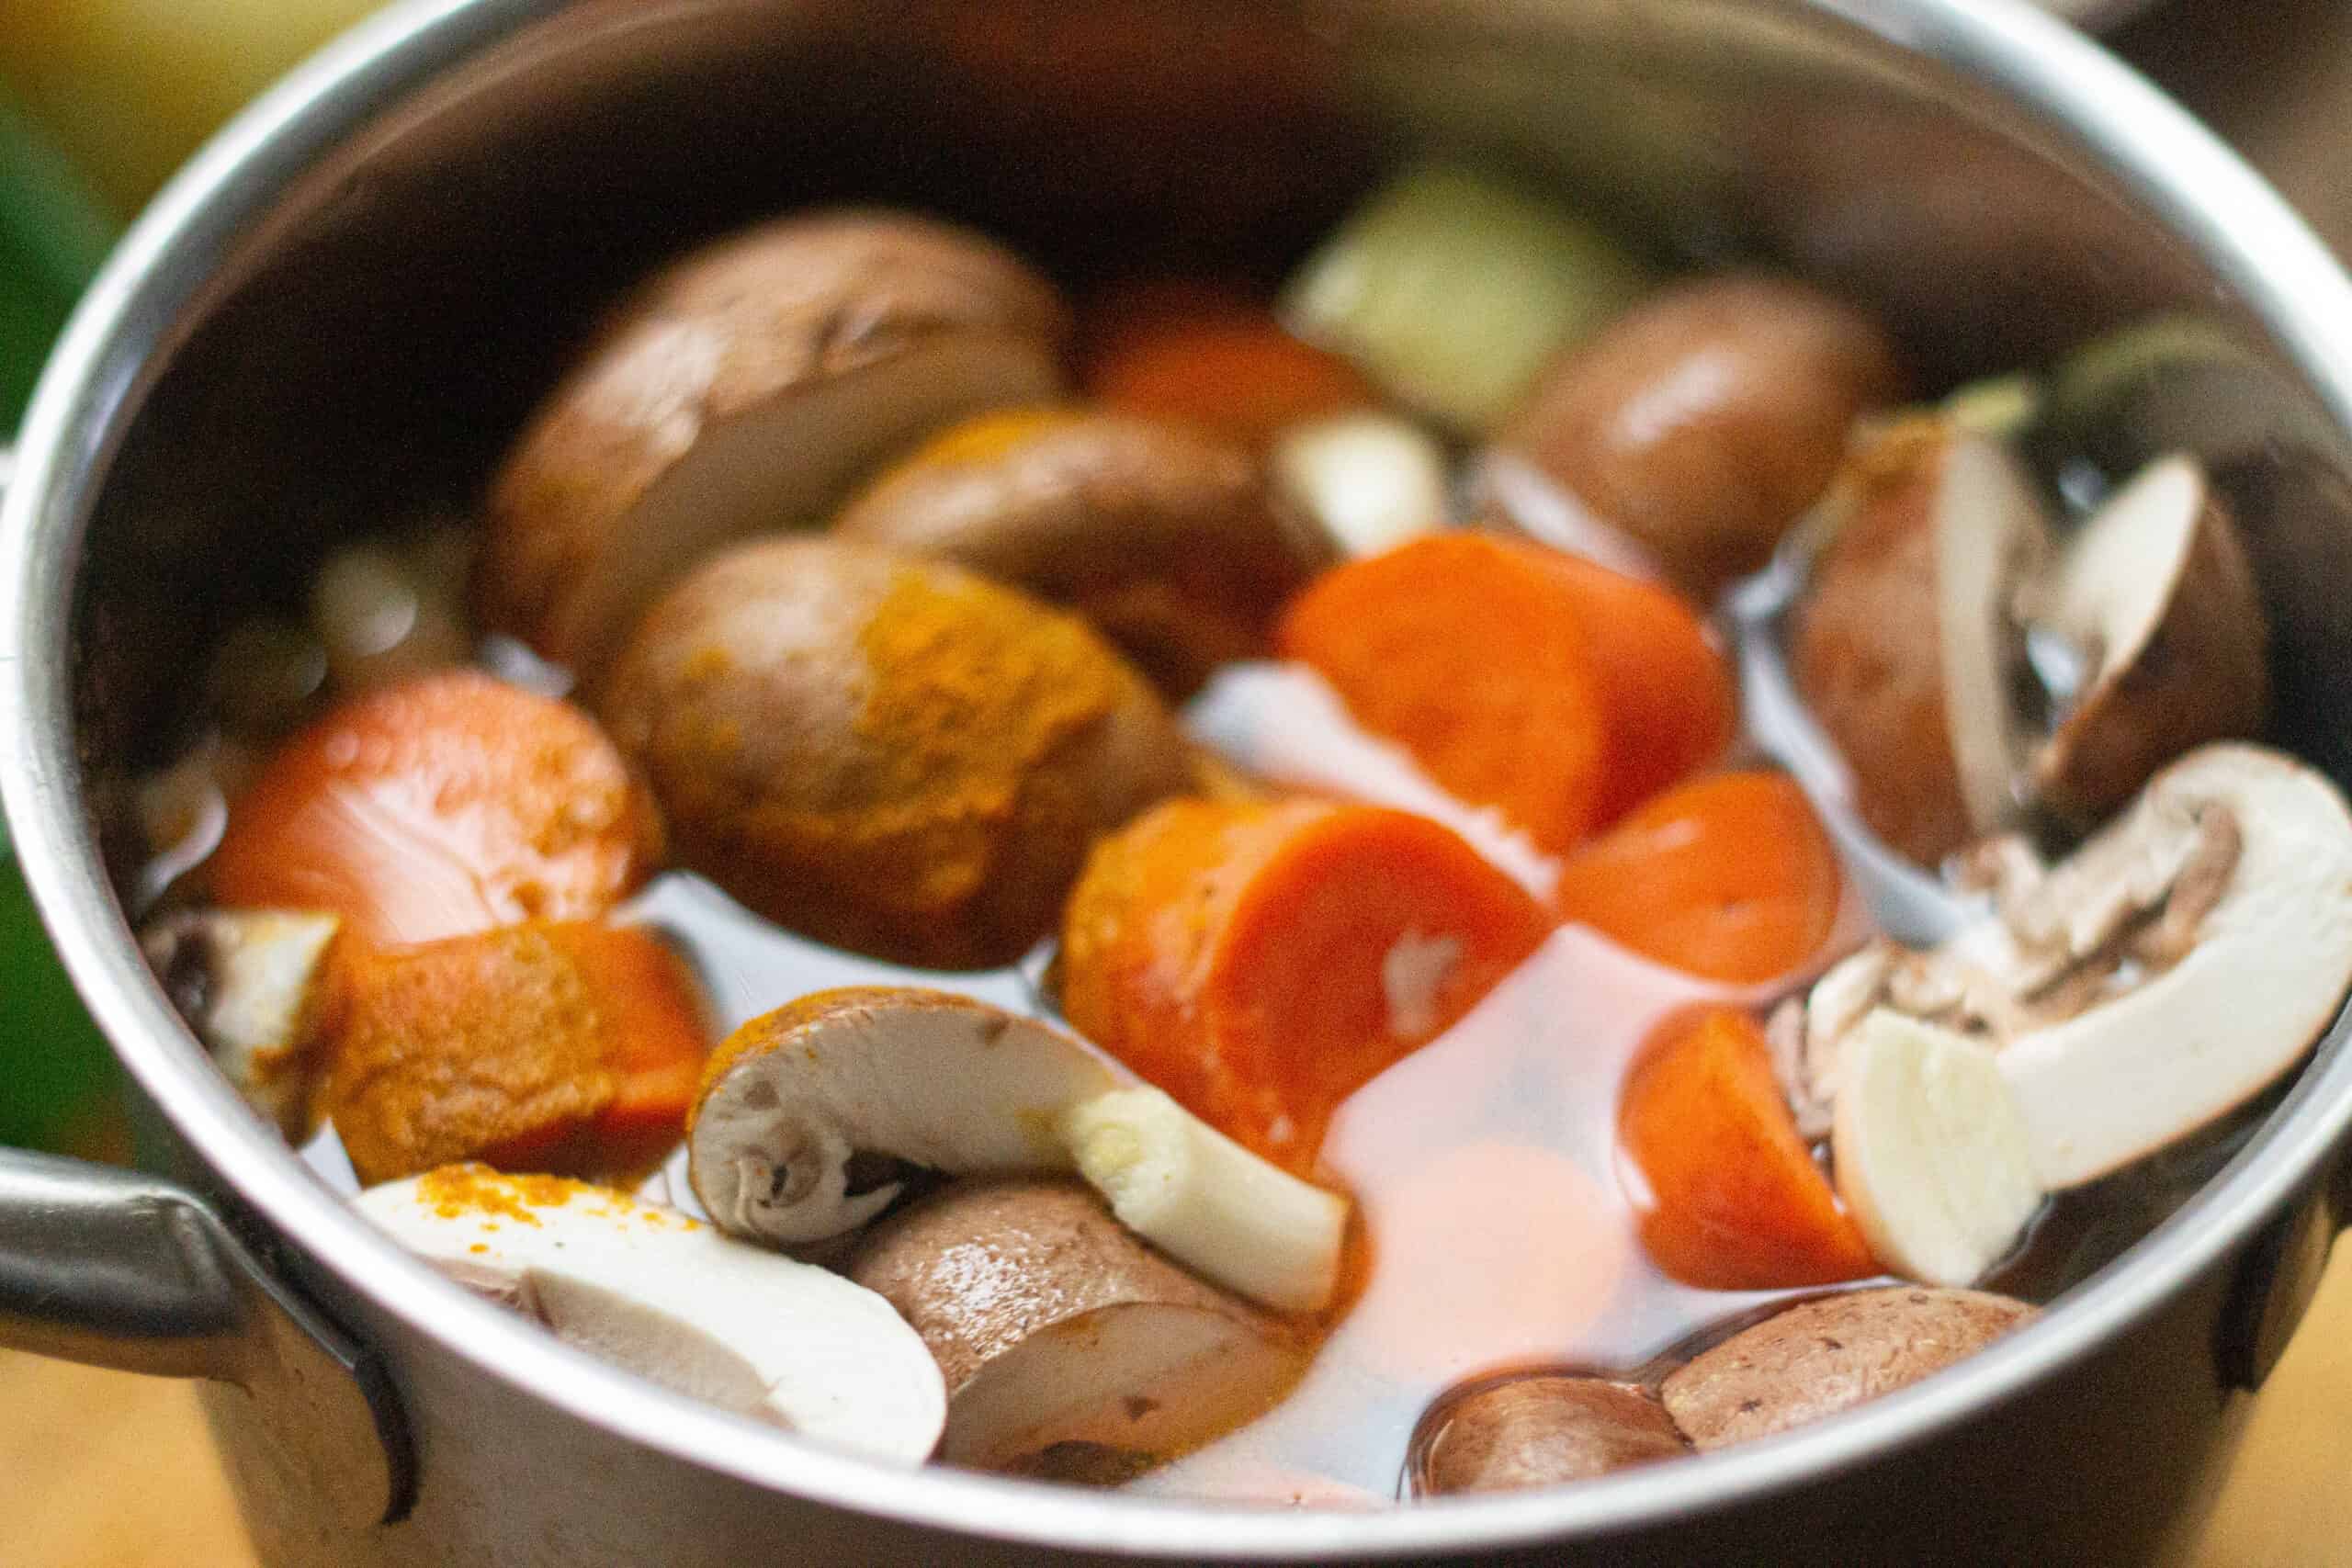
{"left": 1616, "top": 1008, "right": 1876, "bottom": 1290}
{"left": 1081, "top": 278, "right": 1377, "bottom": 448}
{"left": 319, "top": 920, "right": 707, "bottom": 1186}
{"left": 1276, "top": 533, "right": 1733, "bottom": 853}
{"left": 1544, "top": 551, "right": 1737, "bottom": 827}
{"left": 1061, "top": 797, "right": 1549, "bottom": 1173}
{"left": 210, "top": 670, "right": 662, "bottom": 949}
{"left": 1553, "top": 771, "right": 1842, "bottom": 983}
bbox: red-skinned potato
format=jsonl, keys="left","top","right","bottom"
{"left": 832, "top": 409, "right": 1336, "bottom": 695}
{"left": 600, "top": 538, "right": 1190, "bottom": 970}
{"left": 1790, "top": 419, "right": 2051, "bottom": 866}
{"left": 1496, "top": 276, "right": 1906, "bottom": 600}
{"left": 479, "top": 211, "right": 1070, "bottom": 684}
{"left": 1410, "top": 1373, "right": 1690, "bottom": 1495}
{"left": 844, "top": 1179, "right": 1307, "bottom": 1472}
{"left": 1660, "top": 1287, "right": 2036, "bottom": 1450}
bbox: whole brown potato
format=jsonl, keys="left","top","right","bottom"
{"left": 1791, "top": 422, "right": 2047, "bottom": 866}
{"left": 1660, "top": 1287, "right": 2037, "bottom": 1450}
{"left": 602, "top": 538, "right": 1189, "bottom": 968}
{"left": 1412, "top": 1374, "right": 1690, "bottom": 1495}
{"left": 1498, "top": 275, "right": 1906, "bottom": 600}
{"left": 835, "top": 410, "right": 1336, "bottom": 696}
{"left": 479, "top": 211, "right": 1070, "bottom": 684}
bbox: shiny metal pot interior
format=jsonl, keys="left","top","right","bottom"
{"left": 9, "top": 0, "right": 2352, "bottom": 1562}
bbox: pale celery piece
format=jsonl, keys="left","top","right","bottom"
{"left": 1282, "top": 161, "right": 1655, "bottom": 432}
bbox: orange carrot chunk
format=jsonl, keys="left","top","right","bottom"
{"left": 1061, "top": 797, "right": 1549, "bottom": 1174}
{"left": 1553, "top": 772, "right": 1843, "bottom": 984}
{"left": 210, "top": 670, "right": 662, "bottom": 949}
{"left": 319, "top": 920, "right": 708, "bottom": 1186}
{"left": 1276, "top": 534, "right": 1733, "bottom": 855}
{"left": 1617, "top": 1008, "right": 1877, "bottom": 1291}
{"left": 1081, "top": 278, "right": 1378, "bottom": 448}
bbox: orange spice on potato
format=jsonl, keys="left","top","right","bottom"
{"left": 601, "top": 539, "right": 1190, "bottom": 969}
{"left": 319, "top": 920, "right": 709, "bottom": 1186}
{"left": 1060, "top": 797, "right": 1550, "bottom": 1174}
{"left": 831, "top": 408, "right": 1336, "bottom": 697}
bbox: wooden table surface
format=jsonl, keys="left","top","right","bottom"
{"left": 10, "top": 2, "right": 2352, "bottom": 1564}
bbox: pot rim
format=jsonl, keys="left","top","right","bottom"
{"left": 9, "top": 0, "right": 2352, "bottom": 1554}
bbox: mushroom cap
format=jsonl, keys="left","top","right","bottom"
{"left": 833, "top": 410, "right": 1336, "bottom": 696}
{"left": 688, "top": 987, "right": 1124, "bottom": 1246}
{"left": 479, "top": 210, "right": 1070, "bottom": 682}
{"left": 1660, "top": 1287, "right": 2036, "bottom": 1450}
{"left": 845, "top": 1178, "right": 1306, "bottom": 1470}
{"left": 1409, "top": 1373, "right": 1689, "bottom": 1495}
{"left": 1499, "top": 275, "right": 1908, "bottom": 600}
{"left": 600, "top": 538, "right": 1191, "bottom": 968}
{"left": 1792, "top": 421, "right": 2049, "bottom": 865}
{"left": 142, "top": 907, "right": 341, "bottom": 1137}
{"left": 1995, "top": 744, "right": 2352, "bottom": 1187}
{"left": 2029, "top": 455, "right": 2271, "bottom": 818}
{"left": 358, "top": 1166, "right": 945, "bottom": 1461}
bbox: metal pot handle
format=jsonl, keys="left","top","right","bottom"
{"left": 0, "top": 440, "right": 410, "bottom": 1525}
{"left": 0, "top": 1146, "right": 413, "bottom": 1524}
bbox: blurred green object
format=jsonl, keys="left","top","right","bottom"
{"left": 1, "top": 88, "right": 116, "bottom": 428}
{"left": 0, "top": 818, "right": 120, "bottom": 1150}
{"left": 2, "top": 91, "right": 117, "bottom": 1147}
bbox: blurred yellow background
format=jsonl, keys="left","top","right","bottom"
{"left": 0, "top": 0, "right": 381, "bottom": 215}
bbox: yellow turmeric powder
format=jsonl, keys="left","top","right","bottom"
{"left": 319, "top": 921, "right": 708, "bottom": 1185}
{"left": 605, "top": 539, "right": 1191, "bottom": 969}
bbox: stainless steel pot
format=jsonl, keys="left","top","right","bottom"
{"left": 8, "top": 2, "right": 2352, "bottom": 1562}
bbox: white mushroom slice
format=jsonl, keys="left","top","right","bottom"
{"left": 1936, "top": 434, "right": 2051, "bottom": 835}
{"left": 141, "top": 908, "right": 341, "bottom": 1136}
{"left": 690, "top": 988, "right": 1120, "bottom": 1247}
{"left": 359, "top": 1167, "right": 944, "bottom": 1460}
{"left": 1062, "top": 1087, "right": 1347, "bottom": 1314}
{"left": 1769, "top": 941, "right": 1896, "bottom": 1140}
{"left": 1996, "top": 747, "right": 2352, "bottom": 1187}
{"left": 479, "top": 212, "right": 1069, "bottom": 682}
{"left": 845, "top": 1179, "right": 1306, "bottom": 1471}
{"left": 2025, "top": 455, "right": 2270, "bottom": 818}
{"left": 690, "top": 987, "right": 1350, "bottom": 1312}
{"left": 1832, "top": 1010, "right": 2042, "bottom": 1287}
{"left": 1792, "top": 745, "right": 2352, "bottom": 1192}
{"left": 1271, "top": 412, "right": 1450, "bottom": 559}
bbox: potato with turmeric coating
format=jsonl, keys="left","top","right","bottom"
{"left": 320, "top": 920, "right": 710, "bottom": 1185}
{"left": 833, "top": 409, "right": 1336, "bottom": 696}
{"left": 601, "top": 539, "right": 1190, "bottom": 968}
